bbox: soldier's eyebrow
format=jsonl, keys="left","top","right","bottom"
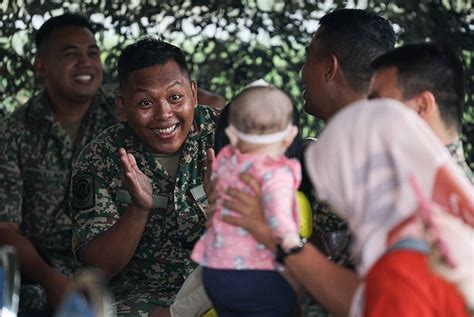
{"left": 61, "top": 44, "right": 80, "bottom": 51}
{"left": 130, "top": 80, "right": 184, "bottom": 93}
{"left": 167, "top": 80, "right": 183, "bottom": 89}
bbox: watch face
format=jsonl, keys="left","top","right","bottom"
{"left": 289, "top": 238, "right": 306, "bottom": 254}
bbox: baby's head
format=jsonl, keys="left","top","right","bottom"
{"left": 226, "top": 85, "right": 298, "bottom": 156}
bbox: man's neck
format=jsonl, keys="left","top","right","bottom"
{"left": 440, "top": 131, "right": 459, "bottom": 146}
{"left": 326, "top": 90, "right": 366, "bottom": 122}
{"left": 431, "top": 120, "right": 459, "bottom": 146}
{"left": 47, "top": 91, "right": 93, "bottom": 124}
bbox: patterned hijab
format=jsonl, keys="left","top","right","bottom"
{"left": 305, "top": 98, "right": 474, "bottom": 308}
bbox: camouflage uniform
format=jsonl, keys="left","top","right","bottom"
{"left": 70, "top": 105, "right": 217, "bottom": 317}
{"left": 302, "top": 139, "right": 474, "bottom": 317}
{"left": 447, "top": 139, "right": 474, "bottom": 184}
{"left": 0, "top": 88, "right": 118, "bottom": 311}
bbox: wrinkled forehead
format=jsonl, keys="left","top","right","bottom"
{"left": 122, "top": 61, "right": 192, "bottom": 95}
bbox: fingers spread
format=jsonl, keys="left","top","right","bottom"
{"left": 223, "top": 198, "right": 248, "bottom": 216}
{"left": 128, "top": 152, "right": 140, "bottom": 173}
{"left": 222, "top": 215, "right": 245, "bottom": 227}
{"left": 119, "top": 148, "right": 133, "bottom": 174}
{"left": 226, "top": 187, "right": 256, "bottom": 206}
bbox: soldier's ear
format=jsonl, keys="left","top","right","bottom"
{"left": 33, "top": 55, "right": 45, "bottom": 78}
{"left": 406, "top": 91, "right": 436, "bottom": 120}
{"left": 325, "top": 54, "right": 338, "bottom": 83}
{"left": 115, "top": 95, "right": 127, "bottom": 121}
{"left": 191, "top": 80, "right": 198, "bottom": 106}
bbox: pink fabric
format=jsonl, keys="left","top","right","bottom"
{"left": 192, "top": 145, "right": 301, "bottom": 270}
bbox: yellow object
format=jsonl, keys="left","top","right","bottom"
{"left": 297, "top": 191, "right": 313, "bottom": 238}
{"left": 201, "top": 308, "right": 218, "bottom": 317}
{"left": 200, "top": 192, "right": 312, "bottom": 317}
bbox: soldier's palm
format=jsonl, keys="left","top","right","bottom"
{"left": 127, "top": 164, "right": 153, "bottom": 210}
{"left": 133, "top": 167, "right": 152, "bottom": 199}
{"left": 119, "top": 148, "right": 153, "bottom": 210}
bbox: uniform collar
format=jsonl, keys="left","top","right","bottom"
{"left": 446, "top": 139, "right": 464, "bottom": 157}
{"left": 28, "top": 90, "right": 55, "bottom": 122}
{"left": 27, "top": 89, "right": 105, "bottom": 122}
{"left": 186, "top": 105, "right": 216, "bottom": 140}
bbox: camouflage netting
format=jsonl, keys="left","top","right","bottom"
{"left": 1, "top": 0, "right": 473, "bottom": 166}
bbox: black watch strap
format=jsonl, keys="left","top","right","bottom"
{"left": 276, "top": 238, "right": 306, "bottom": 264}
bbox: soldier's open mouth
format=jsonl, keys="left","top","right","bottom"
{"left": 152, "top": 123, "right": 179, "bottom": 138}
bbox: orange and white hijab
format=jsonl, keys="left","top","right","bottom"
{"left": 305, "top": 98, "right": 474, "bottom": 313}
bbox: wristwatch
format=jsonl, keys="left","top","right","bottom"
{"left": 276, "top": 238, "right": 306, "bottom": 264}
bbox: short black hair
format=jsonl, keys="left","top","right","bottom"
{"left": 35, "top": 13, "right": 94, "bottom": 49}
{"left": 316, "top": 9, "right": 395, "bottom": 93}
{"left": 117, "top": 36, "right": 191, "bottom": 90}
{"left": 372, "top": 43, "right": 465, "bottom": 132}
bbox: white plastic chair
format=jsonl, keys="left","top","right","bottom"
{"left": 0, "top": 246, "right": 21, "bottom": 317}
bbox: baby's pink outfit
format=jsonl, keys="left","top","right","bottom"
{"left": 192, "top": 145, "right": 301, "bottom": 270}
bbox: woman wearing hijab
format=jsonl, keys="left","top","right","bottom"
{"left": 305, "top": 98, "right": 473, "bottom": 316}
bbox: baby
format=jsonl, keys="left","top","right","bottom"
{"left": 191, "top": 85, "right": 302, "bottom": 317}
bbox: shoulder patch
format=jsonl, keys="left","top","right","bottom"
{"left": 72, "top": 173, "right": 95, "bottom": 210}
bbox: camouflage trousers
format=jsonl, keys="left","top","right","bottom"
{"left": 115, "top": 294, "right": 170, "bottom": 317}
{"left": 113, "top": 283, "right": 178, "bottom": 317}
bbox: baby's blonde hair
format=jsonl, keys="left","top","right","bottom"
{"left": 228, "top": 86, "right": 293, "bottom": 134}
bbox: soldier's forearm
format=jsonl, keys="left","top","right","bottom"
{"left": 79, "top": 202, "right": 150, "bottom": 280}
{"left": 0, "top": 225, "right": 63, "bottom": 287}
{"left": 285, "top": 243, "right": 358, "bottom": 317}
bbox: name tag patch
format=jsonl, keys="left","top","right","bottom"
{"left": 116, "top": 189, "right": 168, "bottom": 209}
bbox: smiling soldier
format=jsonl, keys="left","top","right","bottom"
{"left": 0, "top": 13, "right": 119, "bottom": 314}
{"left": 70, "top": 37, "right": 217, "bottom": 316}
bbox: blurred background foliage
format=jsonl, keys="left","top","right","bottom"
{"left": 1, "top": 0, "right": 473, "bottom": 167}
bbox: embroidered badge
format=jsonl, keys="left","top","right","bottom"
{"left": 72, "top": 173, "right": 95, "bottom": 210}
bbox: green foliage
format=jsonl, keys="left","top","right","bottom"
{"left": 1, "top": 0, "right": 473, "bottom": 166}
